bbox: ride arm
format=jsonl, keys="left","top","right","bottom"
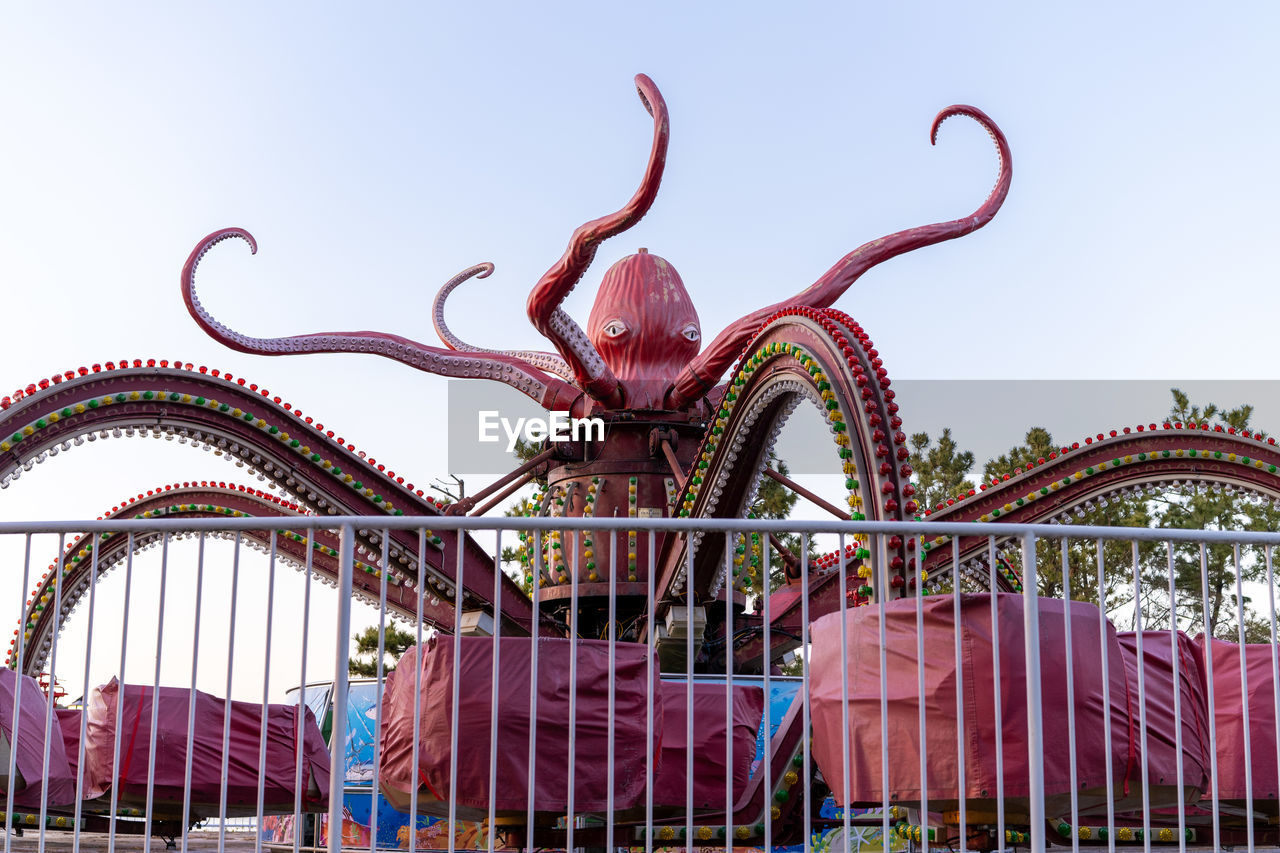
{"left": 525, "top": 73, "right": 670, "bottom": 408}
{"left": 666, "top": 105, "right": 1012, "bottom": 409}
{"left": 181, "top": 228, "right": 582, "bottom": 412}
{"left": 432, "top": 263, "right": 577, "bottom": 383}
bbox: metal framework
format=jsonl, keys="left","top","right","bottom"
{"left": 3, "top": 516, "right": 1280, "bottom": 852}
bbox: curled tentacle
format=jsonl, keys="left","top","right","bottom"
{"left": 526, "top": 73, "right": 670, "bottom": 406}
{"left": 432, "top": 262, "right": 577, "bottom": 383}
{"left": 181, "top": 229, "right": 581, "bottom": 410}
{"left": 666, "top": 105, "right": 1011, "bottom": 410}
{"left": 180, "top": 227, "right": 260, "bottom": 345}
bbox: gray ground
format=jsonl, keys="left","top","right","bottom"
{"left": 3, "top": 831, "right": 261, "bottom": 852}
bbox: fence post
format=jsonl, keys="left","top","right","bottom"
{"left": 329, "top": 523, "right": 356, "bottom": 853}
{"left": 1021, "top": 532, "right": 1045, "bottom": 853}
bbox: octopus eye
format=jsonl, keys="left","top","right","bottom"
{"left": 603, "top": 319, "right": 628, "bottom": 338}
{"left": 682, "top": 324, "right": 700, "bottom": 343}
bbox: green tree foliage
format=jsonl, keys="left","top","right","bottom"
{"left": 508, "top": 436, "right": 544, "bottom": 472}
{"left": 909, "top": 428, "right": 976, "bottom": 512}
{"left": 349, "top": 624, "right": 416, "bottom": 677}
{"left": 749, "top": 454, "right": 819, "bottom": 593}
{"left": 746, "top": 454, "right": 811, "bottom": 674}
{"left": 982, "top": 427, "right": 1057, "bottom": 482}
{"left": 984, "top": 427, "right": 1151, "bottom": 608}
{"left": 905, "top": 429, "right": 979, "bottom": 595}
{"left": 972, "top": 390, "right": 1277, "bottom": 640}
{"left": 752, "top": 454, "right": 799, "bottom": 520}
{"left": 501, "top": 436, "right": 552, "bottom": 593}
{"left": 1143, "top": 390, "right": 1280, "bottom": 639}
{"left": 502, "top": 494, "right": 541, "bottom": 594}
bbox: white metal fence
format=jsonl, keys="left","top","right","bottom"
{"left": 2, "top": 515, "right": 1279, "bottom": 852}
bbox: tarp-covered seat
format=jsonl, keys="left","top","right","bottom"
{"left": 1113, "top": 631, "right": 1211, "bottom": 813}
{"left": 0, "top": 668, "right": 76, "bottom": 809}
{"left": 81, "top": 679, "right": 329, "bottom": 820}
{"left": 379, "top": 637, "right": 659, "bottom": 821}
{"left": 55, "top": 707, "right": 85, "bottom": 795}
{"left": 646, "top": 679, "right": 765, "bottom": 811}
{"left": 1197, "top": 636, "right": 1280, "bottom": 817}
{"left": 809, "top": 594, "right": 1134, "bottom": 818}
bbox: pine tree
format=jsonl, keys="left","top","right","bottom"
{"left": 748, "top": 455, "right": 819, "bottom": 592}
{"left": 348, "top": 624, "right": 416, "bottom": 677}
{"left": 1145, "top": 390, "right": 1280, "bottom": 638}
{"left": 909, "top": 428, "right": 976, "bottom": 513}
{"left": 983, "top": 427, "right": 1151, "bottom": 607}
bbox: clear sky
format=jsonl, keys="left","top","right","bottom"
{"left": 0, "top": 3, "right": 1277, "bottom": 699}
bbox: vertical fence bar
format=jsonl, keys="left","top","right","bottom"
{"left": 725, "top": 532, "right": 736, "bottom": 853}
{"left": 255, "top": 533, "right": 278, "bottom": 853}
{"left": 107, "top": 534, "right": 136, "bottom": 853}
{"left": 916, "top": 532, "right": 929, "bottom": 853}
{"left": 1198, "top": 543, "right": 1219, "bottom": 849}
{"left": 181, "top": 535, "right": 207, "bottom": 853}
{"left": 1268, "top": 545, "right": 1280, "bottom": 853}
{"left": 37, "top": 533, "right": 65, "bottom": 853}
{"left": 605, "top": 528, "right": 616, "bottom": 853}
{"left": 371, "top": 530, "right": 391, "bottom": 853}
{"left": 411, "top": 529, "right": 427, "bottom": 853}
{"left": 799, "top": 533, "right": 811, "bottom": 853}
{"left": 1021, "top": 532, "right": 1045, "bottom": 853}
{"left": 1166, "top": 543, "right": 1186, "bottom": 853}
{"left": 293, "top": 533, "right": 315, "bottom": 853}
{"left": 328, "top": 524, "right": 356, "bottom": 853}
{"left": 1095, "top": 541, "right": 1115, "bottom": 853}
{"left": 836, "top": 532, "right": 851, "bottom": 848}
{"left": 1232, "top": 543, "right": 1254, "bottom": 853}
{"left": 143, "top": 534, "right": 171, "bottom": 853}
{"left": 1130, "top": 541, "right": 1151, "bottom": 853}
{"left": 645, "top": 529, "right": 655, "bottom": 853}
{"left": 760, "top": 536, "right": 771, "bottom": 852}
{"left": 486, "top": 531, "right": 502, "bottom": 853}
{"left": 876, "top": 534, "right": 890, "bottom": 849}
{"left": 988, "top": 537, "right": 1005, "bottom": 853}
{"left": 685, "top": 543, "right": 694, "bottom": 853}
{"left": 218, "top": 533, "right": 243, "bottom": 852}
{"left": 447, "top": 530, "right": 465, "bottom": 853}
{"left": 524, "top": 530, "right": 541, "bottom": 853}
{"left": 952, "top": 537, "right": 967, "bottom": 853}
{"left": 1061, "top": 539, "right": 1079, "bottom": 853}
{"left": 4, "top": 535, "right": 33, "bottom": 853}
{"left": 73, "top": 532, "right": 103, "bottom": 853}
{"left": 566, "top": 532, "right": 579, "bottom": 853}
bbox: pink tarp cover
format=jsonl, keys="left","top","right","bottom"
{"left": 55, "top": 708, "right": 84, "bottom": 792}
{"left": 651, "top": 680, "right": 765, "bottom": 809}
{"left": 1196, "top": 636, "right": 1280, "bottom": 802}
{"left": 379, "top": 637, "right": 659, "bottom": 818}
{"left": 1114, "top": 631, "right": 1211, "bottom": 806}
{"left": 809, "top": 594, "right": 1135, "bottom": 814}
{"left": 0, "top": 668, "right": 75, "bottom": 808}
{"left": 81, "top": 679, "right": 329, "bottom": 819}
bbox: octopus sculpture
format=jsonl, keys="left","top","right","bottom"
{"left": 180, "top": 73, "right": 1011, "bottom": 638}
{"left": 183, "top": 75, "right": 1008, "bottom": 418}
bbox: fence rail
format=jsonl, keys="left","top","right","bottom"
{"left": 2, "top": 516, "right": 1279, "bottom": 853}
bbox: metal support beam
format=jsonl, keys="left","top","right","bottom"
{"left": 470, "top": 469, "right": 537, "bottom": 517}
{"left": 660, "top": 439, "right": 686, "bottom": 492}
{"left": 763, "top": 467, "right": 851, "bottom": 521}
{"left": 446, "top": 447, "right": 556, "bottom": 514}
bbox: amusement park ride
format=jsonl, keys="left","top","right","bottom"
{"left": 3, "top": 73, "right": 1280, "bottom": 848}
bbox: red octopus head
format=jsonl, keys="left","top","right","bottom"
{"left": 587, "top": 249, "right": 700, "bottom": 408}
